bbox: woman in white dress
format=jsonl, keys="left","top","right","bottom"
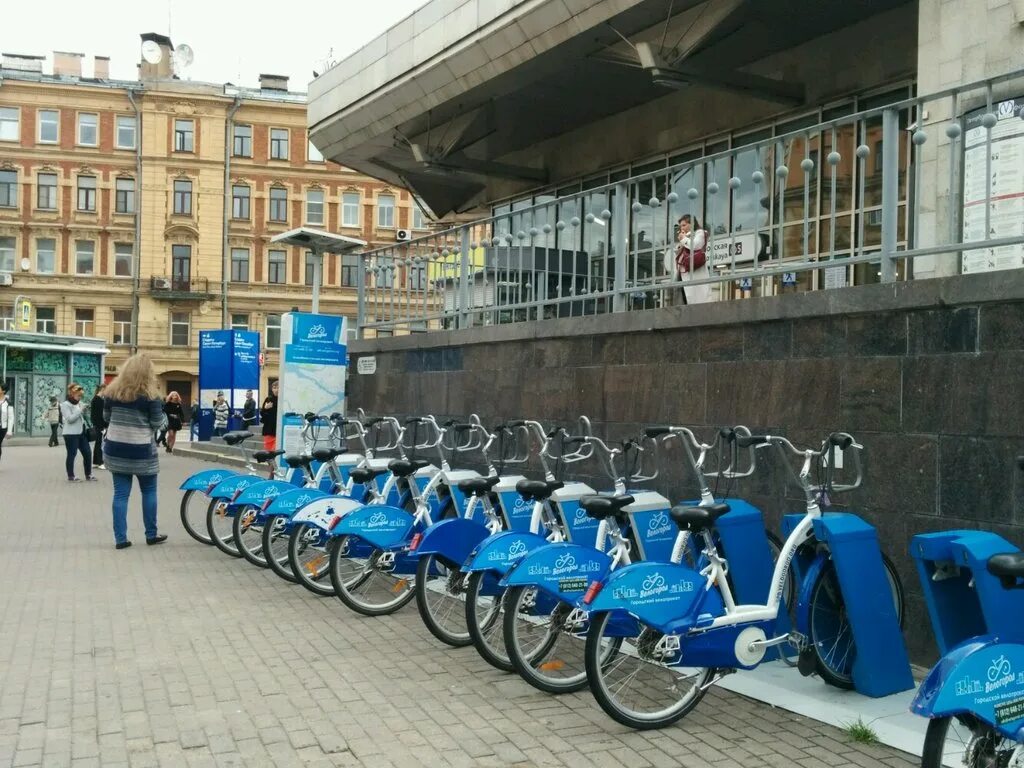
{"left": 674, "top": 214, "right": 712, "bottom": 305}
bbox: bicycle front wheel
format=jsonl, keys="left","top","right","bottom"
{"left": 921, "top": 714, "right": 1017, "bottom": 768}
{"left": 465, "top": 571, "right": 512, "bottom": 671}
{"left": 808, "top": 552, "right": 905, "bottom": 689}
{"left": 206, "top": 498, "right": 242, "bottom": 557}
{"left": 330, "top": 535, "right": 416, "bottom": 617}
{"left": 415, "top": 555, "right": 472, "bottom": 647}
{"left": 585, "top": 611, "right": 714, "bottom": 730}
{"left": 181, "top": 489, "right": 214, "bottom": 545}
{"left": 233, "top": 506, "right": 267, "bottom": 567}
{"left": 288, "top": 523, "right": 335, "bottom": 596}
{"left": 262, "top": 515, "right": 296, "bottom": 583}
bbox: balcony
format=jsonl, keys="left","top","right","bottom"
{"left": 150, "top": 275, "right": 214, "bottom": 301}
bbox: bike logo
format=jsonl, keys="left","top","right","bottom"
{"left": 640, "top": 572, "right": 669, "bottom": 598}
{"left": 306, "top": 324, "right": 328, "bottom": 340}
{"left": 647, "top": 511, "right": 672, "bottom": 537}
{"left": 508, "top": 540, "right": 528, "bottom": 558}
{"left": 208, "top": 473, "right": 224, "bottom": 484}
{"left": 293, "top": 494, "right": 312, "bottom": 507}
{"left": 368, "top": 511, "right": 390, "bottom": 527}
{"left": 552, "top": 552, "right": 577, "bottom": 575}
{"left": 986, "top": 656, "right": 1016, "bottom": 693}
{"left": 512, "top": 497, "right": 533, "bottom": 514}
{"left": 260, "top": 486, "right": 282, "bottom": 499}
{"left": 573, "top": 507, "right": 591, "bottom": 526}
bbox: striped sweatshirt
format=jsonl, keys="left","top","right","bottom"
{"left": 102, "top": 396, "right": 167, "bottom": 476}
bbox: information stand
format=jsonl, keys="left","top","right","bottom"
{"left": 197, "top": 330, "right": 261, "bottom": 441}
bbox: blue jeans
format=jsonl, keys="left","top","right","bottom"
{"left": 64, "top": 434, "right": 92, "bottom": 479}
{"left": 112, "top": 472, "right": 158, "bottom": 544}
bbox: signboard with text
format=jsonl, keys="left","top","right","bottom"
{"left": 198, "top": 330, "right": 262, "bottom": 441}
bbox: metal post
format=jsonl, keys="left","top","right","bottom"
{"left": 458, "top": 234, "right": 471, "bottom": 329}
{"left": 880, "top": 107, "right": 899, "bottom": 282}
{"left": 311, "top": 249, "right": 323, "bottom": 314}
{"left": 356, "top": 255, "right": 366, "bottom": 339}
{"left": 612, "top": 183, "right": 628, "bottom": 312}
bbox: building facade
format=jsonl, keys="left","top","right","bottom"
{"left": 0, "top": 36, "right": 429, "bottom": 416}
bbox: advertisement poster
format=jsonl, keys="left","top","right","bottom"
{"left": 962, "top": 96, "right": 1024, "bottom": 274}
{"left": 277, "top": 313, "right": 347, "bottom": 454}
{"left": 197, "top": 330, "right": 261, "bottom": 441}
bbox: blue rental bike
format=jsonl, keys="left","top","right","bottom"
{"left": 910, "top": 456, "right": 1024, "bottom": 768}
{"left": 583, "top": 432, "right": 906, "bottom": 729}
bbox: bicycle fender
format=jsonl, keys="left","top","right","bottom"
{"left": 208, "top": 474, "right": 263, "bottom": 501}
{"left": 233, "top": 480, "right": 295, "bottom": 508}
{"left": 292, "top": 496, "right": 364, "bottom": 530}
{"left": 330, "top": 505, "right": 415, "bottom": 550}
{"left": 585, "top": 561, "right": 713, "bottom": 634}
{"left": 180, "top": 468, "right": 238, "bottom": 492}
{"left": 500, "top": 542, "right": 612, "bottom": 603}
{"left": 912, "top": 636, "right": 1024, "bottom": 740}
{"left": 464, "top": 531, "right": 550, "bottom": 576}
{"left": 413, "top": 518, "right": 490, "bottom": 565}
{"left": 794, "top": 551, "right": 829, "bottom": 637}
{"left": 262, "top": 488, "right": 328, "bottom": 520}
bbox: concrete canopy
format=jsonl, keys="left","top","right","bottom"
{"left": 269, "top": 228, "right": 366, "bottom": 253}
{"left": 308, "top": 0, "right": 910, "bottom": 217}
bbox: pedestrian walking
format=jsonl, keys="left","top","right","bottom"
{"left": 241, "top": 389, "right": 258, "bottom": 429}
{"left": 102, "top": 353, "right": 167, "bottom": 550}
{"left": 91, "top": 384, "right": 107, "bottom": 469}
{"left": 0, "top": 384, "right": 12, "bottom": 463}
{"left": 163, "top": 392, "right": 184, "bottom": 454}
{"left": 213, "top": 392, "right": 230, "bottom": 437}
{"left": 60, "top": 383, "right": 95, "bottom": 481}
{"left": 45, "top": 396, "right": 61, "bottom": 447}
{"left": 259, "top": 381, "right": 279, "bottom": 477}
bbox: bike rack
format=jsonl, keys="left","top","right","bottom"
{"left": 911, "top": 530, "right": 1024, "bottom": 654}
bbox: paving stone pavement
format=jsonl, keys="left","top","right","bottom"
{"left": 0, "top": 445, "right": 920, "bottom": 768}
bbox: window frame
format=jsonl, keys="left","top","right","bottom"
{"left": 174, "top": 119, "right": 195, "bottom": 153}
{"left": 342, "top": 192, "right": 360, "bottom": 228}
{"left": 114, "top": 242, "right": 133, "bottom": 277}
{"left": 35, "top": 237, "right": 56, "bottom": 274}
{"left": 232, "top": 184, "right": 250, "bottom": 219}
{"left": 170, "top": 311, "right": 191, "bottom": 347}
{"left": 77, "top": 112, "right": 98, "bottom": 147}
{"left": 0, "top": 106, "right": 19, "bottom": 142}
{"left": 341, "top": 253, "right": 359, "bottom": 287}
{"left": 304, "top": 251, "right": 317, "bottom": 286}
{"left": 269, "top": 127, "right": 289, "bottom": 160}
{"left": 0, "top": 307, "right": 12, "bottom": 331}
{"left": 266, "top": 313, "right": 282, "bottom": 349}
{"left": 173, "top": 179, "right": 193, "bottom": 216}
{"left": 77, "top": 175, "right": 97, "bottom": 212}
{"left": 35, "top": 306, "right": 56, "bottom": 334}
{"left": 269, "top": 186, "right": 288, "bottom": 223}
{"left": 74, "top": 307, "right": 95, "bottom": 337}
{"left": 112, "top": 309, "right": 132, "bottom": 345}
{"left": 75, "top": 239, "right": 95, "bottom": 275}
{"left": 0, "top": 169, "right": 16, "bottom": 209}
{"left": 114, "top": 177, "right": 135, "bottom": 214}
{"left": 38, "top": 109, "right": 59, "bottom": 144}
{"left": 305, "top": 189, "right": 324, "bottom": 226}
{"left": 412, "top": 203, "right": 427, "bottom": 230}
{"left": 36, "top": 172, "right": 57, "bottom": 210}
{"left": 230, "top": 247, "right": 250, "bottom": 283}
{"left": 0, "top": 236, "right": 15, "bottom": 272}
{"left": 267, "top": 249, "right": 287, "bottom": 284}
{"left": 230, "top": 313, "right": 249, "bottom": 331}
{"left": 377, "top": 193, "right": 395, "bottom": 228}
{"left": 233, "top": 124, "right": 253, "bottom": 158}
{"left": 307, "top": 138, "right": 324, "bottom": 163}
{"left": 115, "top": 115, "right": 136, "bottom": 150}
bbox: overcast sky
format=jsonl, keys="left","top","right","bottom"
{"left": 2, "top": 0, "right": 429, "bottom": 91}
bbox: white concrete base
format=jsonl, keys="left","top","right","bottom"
{"left": 717, "top": 660, "right": 928, "bottom": 758}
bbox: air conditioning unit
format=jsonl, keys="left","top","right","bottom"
{"left": 0, "top": 272, "right": 12, "bottom": 286}
{"left": 396, "top": 229, "right": 411, "bottom": 242}
{"left": 151, "top": 276, "right": 172, "bottom": 290}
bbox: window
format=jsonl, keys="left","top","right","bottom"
{"left": 266, "top": 313, "right": 282, "bottom": 349}
{"left": 171, "top": 244, "right": 191, "bottom": 290}
{"left": 232, "top": 185, "right": 250, "bottom": 219}
{"left": 341, "top": 253, "right": 359, "bottom": 287}
{"left": 36, "top": 307, "right": 56, "bottom": 334}
{"left": 342, "top": 192, "right": 360, "bottom": 227}
{"left": 269, "top": 186, "right": 287, "bottom": 222}
{"left": 77, "top": 113, "right": 97, "bottom": 146}
{"left": 230, "top": 247, "right": 249, "bottom": 282}
{"left": 77, "top": 175, "right": 96, "bottom": 211}
{"left": 114, "top": 243, "right": 133, "bottom": 276}
{"left": 409, "top": 262, "right": 427, "bottom": 290}
{"left": 170, "top": 311, "right": 190, "bottom": 346}
{"left": 36, "top": 238, "right": 56, "bottom": 274}
{"left": 115, "top": 178, "right": 135, "bottom": 213}
{"left": 0, "top": 170, "right": 16, "bottom": 208}
{"left": 75, "top": 240, "right": 94, "bottom": 274}
{"left": 230, "top": 313, "right": 249, "bottom": 331}
{"left": 0, "top": 237, "right": 14, "bottom": 272}
{"left": 38, "top": 109, "right": 58, "bottom": 143}
{"left": 268, "top": 249, "right": 286, "bottom": 284}
{"left": 233, "top": 124, "right": 252, "bottom": 157}
{"left": 377, "top": 193, "right": 395, "bottom": 228}
{"left": 307, "top": 139, "right": 324, "bottom": 163}
{"left": 174, "top": 119, "right": 194, "bottom": 152}
{"left": 37, "top": 172, "right": 57, "bottom": 210}
{"left": 306, "top": 189, "right": 324, "bottom": 225}
{"left": 0, "top": 107, "right": 19, "bottom": 141}
{"left": 412, "top": 203, "right": 427, "bottom": 230}
{"left": 173, "top": 179, "right": 192, "bottom": 215}
{"left": 270, "top": 128, "right": 289, "bottom": 160}
{"left": 305, "top": 252, "right": 317, "bottom": 286}
{"left": 116, "top": 115, "right": 136, "bottom": 149}
{"left": 74, "top": 308, "right": 94, "bottom": 336}
{"left": 112, "top": 309, "right": 132, "bottom": 345}
{"left": 0, "top": 307, "right": 12, "bottom": 331}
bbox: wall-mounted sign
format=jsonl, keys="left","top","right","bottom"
{"left": 356, "top": 356, "right": 377, "bottom": 375}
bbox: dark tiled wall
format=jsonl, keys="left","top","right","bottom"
{"left": 349, "top": 301, "right": 1024, "bottom": 664}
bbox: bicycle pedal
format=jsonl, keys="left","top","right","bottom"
{"left": 797, "top": 648, "right": 817, "bottom": 677}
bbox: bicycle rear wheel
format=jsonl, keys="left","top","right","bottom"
{"left": 921, "top": 714, "right": 1015, "bottom": 768}
{"left": 330, "top": 535, "right": 416, "bottom": 617}
{"left": 181, "top": 489, "right": 214, "bottom": 545}
{"left": 465, "top": 571, "right": 512, "bottom": 671}
{"left": 415, "top": 555, "right": 472, "bottom": 647}
{"left": 262, "top": 515, "right": 296, "bottom": 583}
{"left": 585, "top": 611, "right": 714, "bottom": 730}
{"left": 808, "top": 552, "right": 904, "bottom": 689}
{"left": 233, "top": 506, "right": 267, "bottom": 567}
{"left": 288, "top": 523, "right": 335, "bottom": 596}
{"left": 206, "top": 498, "right": 242, "bottom": 557}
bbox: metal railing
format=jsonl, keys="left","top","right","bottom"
{"left": 355, "top": 69, "right": 1024, "bottom": 336}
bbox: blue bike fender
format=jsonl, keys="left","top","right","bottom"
{"left": 464, "top": 531, "right": 550, "bottom": 575}
{"left": 208, "top": 474, "right": 262, "bottom": 501}
{"left": 585, "top": 561, "right": 712, "bottom": 634}
{"left": 794, "top": 551, "right": 829, "bottom": 636}
{"left": 292, "top": 497, "right": 364, "bottom": 530}
{"left": 413, "top": 518, "right": 490, "bottom": 565}
{"left": 262, "top": 488, "right": 328, "bottom": 519}
{"left": 912, "top": 636, "right": 1024, "bottom": 739}
{"left": 330, "top": 505, "right": 414, "bottom": 549}
{"left": 233, "top": 480, "right": 295, "bottom": 508}
{"left": 499, "top": 543, "right": 612, "bottom": 602}
{"left": 180, "top": 468, "right": 239, "bottom": 492}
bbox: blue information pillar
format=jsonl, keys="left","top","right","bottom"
{"left": 198, "top": 330, "right": 262, "bottom": 441}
